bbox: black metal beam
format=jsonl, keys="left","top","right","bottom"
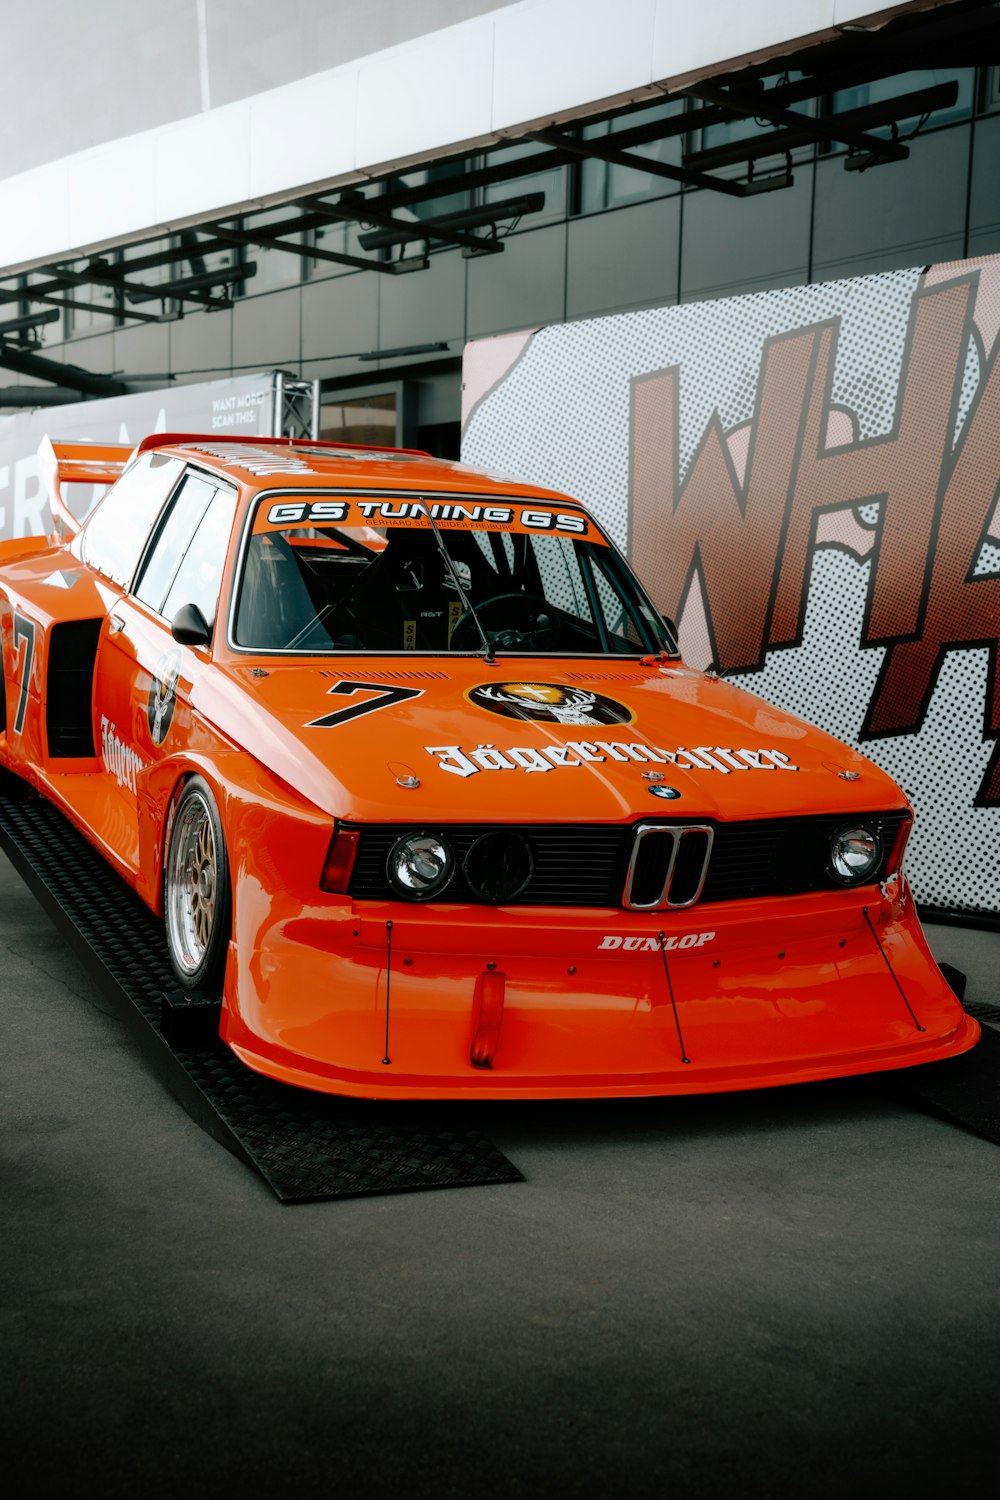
{"left": 683, "top": 81, "right": 909, "bottom": 163}
{"left": 314, "top": 194, "right": 502, "bottom": 257}
{"left": 357, "top": 193, "right": 544, "bottom": 250}
{"left": 684, "top": 80, "right": 959, "bottom": 172}
{"left": 0, "top": 345, "right": 126, "bottom": 396}
{"left": 0, "top": 386, "right": 83, "bottom": 407}
{"left": 527, "top": 127, "right": 749, "bottom": 196}
{"left": 0, "top": 285, "right": 165, "bottom": 324}
{"left": 123, "top": 264, "right": 257, "bottom": 304}
{"left": 0, "top": 309, "right": 61, "bottom": 337}
{"left": 209, "top": 221, "right": 404, "bottom": 275}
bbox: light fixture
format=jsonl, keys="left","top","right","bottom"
{"left": 358, "top": 342, "right": 449, "bottom": 362}
{"left": 0, "top": 309, "right": 61, "bottom": 337}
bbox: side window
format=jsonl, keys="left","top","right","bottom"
{"left": 161, "top": 486, "right": 239, "bottom": 629}
{"left": 134, "top": 473, "right": 218, "bottom": 612}
{"left": 80, "top": 454, "right": 184, "bottom": 588}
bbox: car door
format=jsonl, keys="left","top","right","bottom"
{"left": 91, "top": 469, "right": 238, "bottom": 870}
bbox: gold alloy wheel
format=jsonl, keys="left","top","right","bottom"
{"left": 166, "top": 789, "right": 218, "bottom": 977}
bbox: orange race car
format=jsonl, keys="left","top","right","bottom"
{"left": 0, "top": 433, "right": 978, "bottom": 1098}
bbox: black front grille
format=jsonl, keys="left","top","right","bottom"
{"left": 347, "top": 811, "right": 910, "bottom": 909}
{"left": 350, "top": 824, "right": 628, "bottom": 908}
{"left": 701, "top": 811, "right": 909, "bottom": 904}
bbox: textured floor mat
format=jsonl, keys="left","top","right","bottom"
{"left": 0, "top": 787, "right": 522, "bottom": 1202}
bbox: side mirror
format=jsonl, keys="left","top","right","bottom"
{"left": 171, "top": 602, "right": 211, "bottom": 647}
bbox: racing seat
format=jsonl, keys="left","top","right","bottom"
{"left": 235, "top": 532, "right": 334, "bottom": 650}
{"left": 349, "top": 533, "right": 467, "bottom": 649}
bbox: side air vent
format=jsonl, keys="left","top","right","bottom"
{"left": 623, "top": 825, "right": 713, "bottom": 910}
{"left": 46, "top": 619, "right": 102, "bottom": 757}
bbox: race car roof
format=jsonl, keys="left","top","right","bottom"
{"left": 135, "top": 433, "right": 577, "bottom": 507}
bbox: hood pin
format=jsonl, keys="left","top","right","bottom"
{"left": 397, "top": 775, "right": 421, "bottom": 789}
{"left": 838, "top": 770, "right": 861, "bottom": 781}
{"left": 643, "top": 770, "right": 665, "bottom": 782}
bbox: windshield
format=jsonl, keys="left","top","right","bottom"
{"left": 231, "top": 493, "right": 672, "bottom": 656}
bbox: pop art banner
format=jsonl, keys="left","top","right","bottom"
{"left": 461, "top": 257, "right": 1000, "bottom": 918}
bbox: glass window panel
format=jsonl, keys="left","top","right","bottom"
{"left": 701, "top": 73, "right": 815, "bottom": 164}
{"left": 240, "top": 208, "right": 305, "bottom": 291}
{"left": 306, "top": 219, "right": 368, "bottom": 278}
{"left": 983, "top": 67, "right": 1000, "bottom": 113}
{"left": 389, "top": 162, "right": 472, "bottom": 225}
{"left": 68, "top": 275, "right": 116, "bottom": 338}
{"left": 80, "top": 455, "right": 185, "bottom": 588}
{"left": 134, "top": 472, "right": 217, "bottom": 612}
{"left": 580, "top": 100, "right": 686, "bottom": 214}
{"left": 121, "top": 237, "right": 176, "bottom": 285}
{"left": 832, "top": 69, "right": 974, "bottom": 139}
{"left": 234, "top": 500, "right": 664, "bottom": 655}
{"left": 320, "top": 393, "right": 397, "bottom": 447}
{"left": 162, "top": 484, "right": 238, "bottom": 627}
{"left": 485, "top": 142, "right": 566, "bottom": 223}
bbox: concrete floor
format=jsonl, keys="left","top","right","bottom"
{"left": 2, "top": 851, "right": 998, "bottom": 1500}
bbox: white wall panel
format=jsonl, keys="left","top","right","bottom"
{"left": 491, "top": 0, "right": 658, "bottom": 129}
{"left": 154, "top": 101, "right": 254, "bottom": 224}
{"left": 356, "top": 18, "right": 495, "bottom": 169}
{"left": 652, "top": 0, "right": 833, "bottom": 82}
{"left": 0, "top": 161, "right": 70, "bottom": 269}
{"left": 67, "top": 138, "right": 159, "bottom": 251}
{"left": 249, "top": 68, "right": 362, "bottom": 199}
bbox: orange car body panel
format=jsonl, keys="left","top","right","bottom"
{"left": 0, "top": 435, "right": 978, "bottom": 1099}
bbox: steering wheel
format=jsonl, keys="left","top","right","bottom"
{"left": 449, "top": 591, "right": 551, "bottom": 650}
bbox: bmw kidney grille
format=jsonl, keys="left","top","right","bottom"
{"left": 622, "top": 825, "right": 714, "bottom": 910}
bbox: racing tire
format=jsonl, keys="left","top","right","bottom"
{"left": 164, "top": 776, "right": 231, "bottom": 992}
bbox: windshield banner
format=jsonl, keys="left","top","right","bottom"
{"left": 254, "top": 494, "right": 605, "bottom": 541}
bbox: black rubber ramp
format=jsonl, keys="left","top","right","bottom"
{"left": 892, "top": 1021, "right": 1000, "bottom": 1146}
{"left": 0, "top": 785, "right": 522, "bottom": 1202}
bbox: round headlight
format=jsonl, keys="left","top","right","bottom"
{"left": 387, "top": 832, "right": 454, "bottom": 900}
{"left": 829, "top": 825, "right": 882, "bottom": 885}
{"left": 463, "top": 830, "right": 534, "bottom": 903}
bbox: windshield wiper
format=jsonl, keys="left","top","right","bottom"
{"left": 414, "top": 499, "right": 496, "bottom": 663}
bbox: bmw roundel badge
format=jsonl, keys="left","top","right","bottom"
{"left": 648, "top": 784, "right": 681, "bottom": 800}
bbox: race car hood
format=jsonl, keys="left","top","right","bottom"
{"left": 198, "top": 657, "right": 905, "bottom": 824}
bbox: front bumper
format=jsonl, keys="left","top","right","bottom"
{"left": 220, "top": 880, "right": 978, "bottom": 1099}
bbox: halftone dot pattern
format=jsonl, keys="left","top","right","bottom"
{"left": 464, "top": 267, "right": 926, "bottom": 553}
{"left": 955, "top": 335, "right": 981, "bottom": 442}
{"left": 463, "top": 260, "right": 999, "bottom": 915}
{"left": 728, "top": 550, "right": 998, "bottom": 913}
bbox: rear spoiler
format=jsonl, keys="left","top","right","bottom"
{"left": 38, "top": 437, "right": 134, "bottom": 544}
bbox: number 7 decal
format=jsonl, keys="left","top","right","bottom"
{"left": 11, "top": 611, "right": 36, "bottom": 735}
{"left": 306, "top": 679, "right": 423, "bottom": 729}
